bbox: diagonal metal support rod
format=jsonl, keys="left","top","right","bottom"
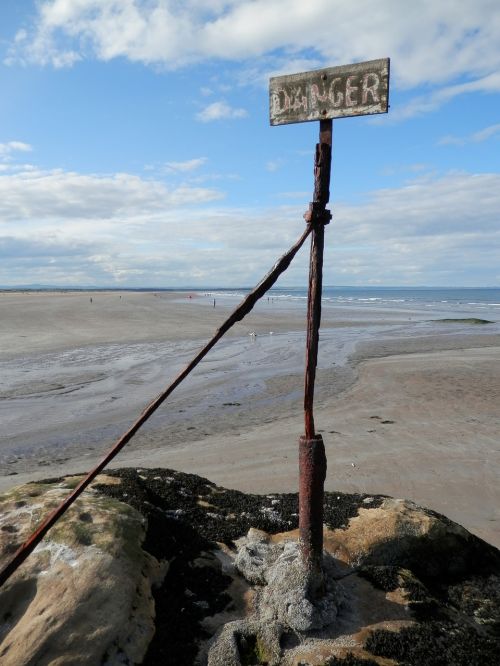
{"left": 299, "top": 119, "right": 332, "bottom": 579}
{"left": 0, "top": 225, "right": 312, "bottom": 590}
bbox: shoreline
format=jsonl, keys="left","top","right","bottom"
{"left": 1, "top": 290, "right": 499, "bottom": 548}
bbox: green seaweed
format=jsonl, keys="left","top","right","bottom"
{"left": 323, "top": 655, "right": 380, "bottom": 666}
{"left": 237, "top": 634, "right": 272, "bottom": 665}
{"left": 72, "top": 521, "right": 93, "bottom": 546}
{"left": 434, "top": 318, "right": 493, "bottom": 325}
{"left": 365, "top": 621, "right": 499, "bottom": 665}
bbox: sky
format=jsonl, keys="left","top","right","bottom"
{"left": 0, "top": 0, "right": 499, "bottom": 288}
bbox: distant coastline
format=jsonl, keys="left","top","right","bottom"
{"left": 2, "top": 285, "right": 500, "bottom": 319}
{"left": 2, "top": 284, "right": 500, "bottom": 291}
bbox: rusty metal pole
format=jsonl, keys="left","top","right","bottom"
{"left": 299, "top": 118, "right": 332, "bottom": 582}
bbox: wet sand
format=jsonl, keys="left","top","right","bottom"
{"left": 1, "top": 290, "right": 499, "bottom": 548}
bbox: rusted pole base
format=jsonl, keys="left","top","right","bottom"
{"left": 299, "top": 433, "right": 327, "bottom": 592}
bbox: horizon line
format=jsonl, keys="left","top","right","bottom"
{"left": 2, "top": 285, "right": 500, "bottom": 291}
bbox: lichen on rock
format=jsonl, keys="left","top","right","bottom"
{"left": 208, "top": 529, "right": 345, "bottom": 665}
{"left": 234, "top": 529, "right": 344, "bottom": 632}
{"left": 0, "top": 475, "right": 167, "bottom": 666}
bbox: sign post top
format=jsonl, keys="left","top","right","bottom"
{"left": 269, "top": 58, "right": 390, "bottom": 126}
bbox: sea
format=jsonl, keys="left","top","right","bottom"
{"left": 198, "top": 286, "right": 500, "bottom": 321}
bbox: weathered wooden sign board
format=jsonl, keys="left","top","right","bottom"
{"left": 269, "top": 58, "right": 390, "bottom": 126}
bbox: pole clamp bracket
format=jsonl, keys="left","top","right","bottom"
{"left": 303, "top": 202, "right": 332, "bottom": 226}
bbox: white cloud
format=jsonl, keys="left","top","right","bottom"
{"left": 336, "top": 172, "right": 500, "bottom": 239}
{"left": 326, "top": 171, "right": 500, "bottom": 284}
{"left": 0, "top": 165, "right": 499, "bottom": 286}
{"left": 8, "top": 1, "right": 500, "bottom": 100}
{"left": 392, "top": 72, "right": 500, "bottom": 120}
{"left": 196, "top": 101, "right": 248, "bottom": 122}
{"left": 265, "top": 159, "right": 284, "bottom": 172}
{"left": 472, "top": 124, "right": 500, "bottom": 142}
{"left": 236, "top": 54, "right": 324, "bottom": 89}
{"left": 439, "top": 123, "right": 500, "bottom": 146}
{"left": 164, "top": 157, "right": 208, "bottom": 172}
{"left": 0, "top": 141, "right": 33, "bottom": 159}
{"left": 0, "top": 168, "right": 223, "bottom": 224}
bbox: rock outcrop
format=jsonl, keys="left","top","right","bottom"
{"left": 1, "top": 468, "right": 499, "bottom": 665}
{"left": 0, "top": 475, "right": 166, "bottom": 666}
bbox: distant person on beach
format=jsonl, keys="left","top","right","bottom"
{"left": 213, "top": 299, "right": 216, "bottom": 308}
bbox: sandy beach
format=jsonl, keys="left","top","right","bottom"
{"left": 1, "top": 289, "right": 499, "bottom": 548}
